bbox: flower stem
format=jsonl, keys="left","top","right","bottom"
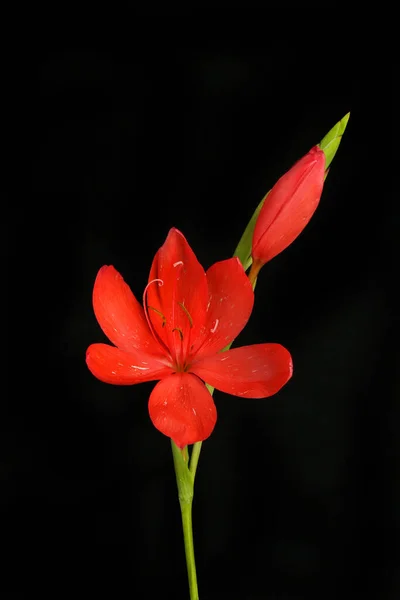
{"left": 248, "top": 260, "right": 261, "bottom": 289}
{"left": 181, "top": 500, "right": 198, "bottom": 600}
{"left": 189, "top": 441, "right": 202, "bottom": 478}
{"left": 171, "top": 440, "right": 199, "bottom": 600}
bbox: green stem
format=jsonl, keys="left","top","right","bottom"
{"left": 248, "top": 260, "right": 261, "bottom": 289}
{"left": 189, "top": 441, "right": 202, "bottom": 478}
{"left": 171, "top": 440, "right": 199, "bottom": 600}
{"left": 181, "top": 501, "right": 198, "bottom": 600}
{"left": 170, "top": 217, "right": 260, "bottom": 597}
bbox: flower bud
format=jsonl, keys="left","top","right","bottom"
{"left": 251, "top": 145, "right": 326, "bottom": 272}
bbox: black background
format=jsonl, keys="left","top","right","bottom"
{"left": 6, "top": 31, "right": 396, "bottom": 600}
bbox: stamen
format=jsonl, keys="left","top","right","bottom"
{"left": 148, "top": 305, "right": 166, "bottom": 327}
{"left": 142, "top": 278, "right": 169, "bottom": 352}
{"left": 210, "top": 318, "right": 219, "bottom": 333}
{"left": 173, "top": 260, "right": 184, "bottom": 267}
{"left": 172, "top": 327, "right": 184, "bottom": 340}
{"left": 178, "top": 302, "right": 193, "bottom": 328}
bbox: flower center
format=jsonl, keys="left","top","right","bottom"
{"left": 143, "top": 279, "right": 194, "bottom": 372}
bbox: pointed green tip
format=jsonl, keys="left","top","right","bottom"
{"left": 319, "top": 112, "right": 350, "bottom": 171}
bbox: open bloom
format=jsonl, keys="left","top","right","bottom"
{"left": 252, "top": 145, "right": 326, "bottom": 270}
{"left": 86, "top": 228, "right": 292, "bottom": 447}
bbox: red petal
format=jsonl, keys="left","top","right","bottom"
{"left": 146, "top": 229, "right": 208, "bottom": 366}
{"left": 190, "top": 343, "right": 293, "bottom": 398}
{"left": 93, "top": 265, "right": 162, "bottom": 355}
{"left": 86, "top": 343, "right": 173, "bottom": 385}
{"left": 252, "top": 146, "right": 325, "bottom": 264}
{"left": 148, "top": 373, "right": 217, "bottom": 447}
{"left": 191, "top": 257, "right": 254, "bottom": 359}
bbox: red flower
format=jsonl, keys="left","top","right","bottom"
{"left": 252, "top": 146, "right": 326, "bottom": 269}
{"left": 86, "top": 228, "right": 292, "bottom": 447}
